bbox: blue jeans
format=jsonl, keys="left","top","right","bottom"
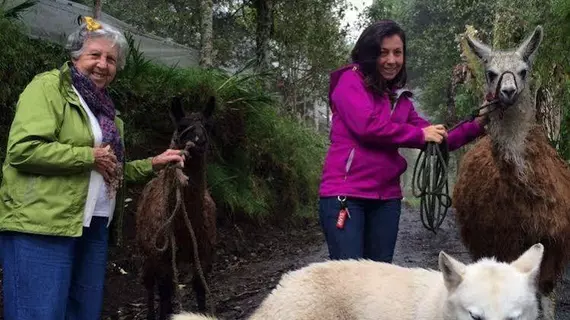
{"left": 1, "top": 216, "right": 109, "bottom": 320}
{"left": 319, "top": 197, "right": 401, "bottom": 262}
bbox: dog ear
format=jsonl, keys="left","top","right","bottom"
{"left": 439, "top": 251, "right": 465, "bottom": 292}
{"left": 510, "top": 243, "right": 544, "bottom": 287}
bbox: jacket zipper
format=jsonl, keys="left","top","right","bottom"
{"left": 390, "top": 95, "right": 398, "bottom": 116}
{"left": 344, "top": 148, "right": 355, "bottom": 180}
{"left": 71, "top": 86, "right": 95, "bottom": 145}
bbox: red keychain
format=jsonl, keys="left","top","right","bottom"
{"left": 336, "top": 196, "right": 350, "bottom": 229}
{"left": 336, "top": 208, "right": 348, "bottom": 229}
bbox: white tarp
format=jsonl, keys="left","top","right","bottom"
{"left": 3, "top": 0, "right": 199, "bottom": 68}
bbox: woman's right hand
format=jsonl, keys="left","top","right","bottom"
{"left": 93, "top": 145, "right": 118, "bottom": 183}
{"left": 422, "top": 125, "right": 448, "bottom": 144}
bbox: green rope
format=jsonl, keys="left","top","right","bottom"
{"left": 411, "top": 140, "right": 451, "bottom": 233}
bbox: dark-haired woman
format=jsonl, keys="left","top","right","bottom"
{"left": 318, "top": 20, "right": 487, "bottom": 262}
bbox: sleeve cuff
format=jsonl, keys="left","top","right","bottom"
{"left": 76, "top": 146, "right": 95, "bottom": 169}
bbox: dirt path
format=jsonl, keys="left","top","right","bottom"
{"left": 1, "top": 204, "right": 570, "bottom": 319}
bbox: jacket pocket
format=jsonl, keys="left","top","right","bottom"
{"left": 20, "top": 174, "right": 73, "bottom": 208}
{"left": 344, "top": 148, "right": 355, "bottom": 180}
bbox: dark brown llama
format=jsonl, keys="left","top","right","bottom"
{"left": 136, "top": 96, "right": 217, "bottom": 320}
{"left": 453, "top": 26, "right": 570, "bottom": 320}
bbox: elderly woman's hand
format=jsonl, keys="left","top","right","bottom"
{"left": 151, "top": 149, "right": 186, "bottom": 171}
{"left": 93, "top": 145, "right": 118, "bottom": 183}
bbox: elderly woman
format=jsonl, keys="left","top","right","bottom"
{"left": 0, "top": 17, "right": 183, "bottom": 319}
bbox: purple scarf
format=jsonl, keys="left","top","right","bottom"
{"left": 70, "top": 65, "right": 124, "bottom": 164}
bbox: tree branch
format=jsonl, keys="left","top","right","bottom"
{"left": 228, "top": 0, "right": 253, "bottom": 20}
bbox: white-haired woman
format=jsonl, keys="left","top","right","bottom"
{"left": 0, "top": 17, "right": 183, "bottom": 319}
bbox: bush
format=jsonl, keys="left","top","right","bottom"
{"left": 0, "top": 17, "right": 67, "bottom": 162}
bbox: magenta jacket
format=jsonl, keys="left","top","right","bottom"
{"left": 318, "top": 64, "right": 484, "bottom": 200}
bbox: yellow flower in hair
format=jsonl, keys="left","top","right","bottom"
{"left": 83, "top": 16, "right": 102, "bottom": 31}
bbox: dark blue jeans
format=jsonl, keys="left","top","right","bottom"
{"left": 1, "top": 216, "right": 109, "bottom": 320}
{"left": 319, "top": 197, "right": 401, "bottom": 262}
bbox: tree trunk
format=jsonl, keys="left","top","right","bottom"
{"left": 445, "top": 81, "right": 458, "bottom": 128}
{"left": 199, "top": 0, "right": 214, "bottom": 68}
{"left": 93, "top": 0, "right": 102, "bottom": 19}
{"left": 254, "top": 0, "right": 274, "bottom": 73}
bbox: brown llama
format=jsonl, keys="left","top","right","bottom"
{"left": 135, "top": 96, "right": 217, "bottom": 320}
{"left": 453, "top": 25, "right": 570, "bottom": 320}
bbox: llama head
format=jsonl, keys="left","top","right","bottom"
{"left": 169, "top": 95, "right": 216, "bottom": 157}
{"left": 440, "top": 243, "right": 543, "bottom": 320}
{"left": 466, "top": 26, "right": 543, "bottom": 107}
{"left": 465, "top": 26, "right": 543, "bottom": 173}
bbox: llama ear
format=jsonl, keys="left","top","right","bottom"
{"left": 466, "top": 35, "right": 492, "bottom": 62}
{"left": 203, "top": 96, "right": 215, "bottom": 119}
{"left": 170, "top": 96, "right": 185, "bottom": 126}
{"left": 510, "top": 243, "right": 544, "bottom": 287}
{"left": 516, "top": 25, "right": 543, "bottom": 65}
{"left": 439, "top": 251, "right": 465, "bottom": 292}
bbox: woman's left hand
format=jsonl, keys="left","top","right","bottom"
{"left": 151, "top": 149, "right": 186, "bottom": 171}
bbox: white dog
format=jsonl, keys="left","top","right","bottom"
{"left": 173, "top": 243, "right": 543, "bottom": 320}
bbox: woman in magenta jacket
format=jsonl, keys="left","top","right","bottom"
{"left": 318, "top": 20, "right": 487, "bottom": 262}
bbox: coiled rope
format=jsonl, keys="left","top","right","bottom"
{"left": 151, "top": 168, "right": 213, "bottom": 315}
{"left": 411, "top": 140, "right": 451, "bottom": 233}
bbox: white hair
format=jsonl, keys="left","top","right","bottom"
{"left": 66, "top": 18, "right": 129, "bottom": 70}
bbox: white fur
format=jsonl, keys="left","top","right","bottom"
{"left": 173, "top": 243, "right": 544, "bottom": 320}
{"left": 172, "top": 313, "right": 217, "bottom": 320}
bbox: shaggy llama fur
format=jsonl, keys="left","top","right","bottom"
{"left": 136, "top": 96, "right": 217, "bottom": 320}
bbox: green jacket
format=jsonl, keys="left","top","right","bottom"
{"left": 0, "top": 62, "right": 155, "bottom": 246}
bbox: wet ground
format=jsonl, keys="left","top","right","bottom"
{"left": 2, "top": 203, "right": 570, "bottom": 319}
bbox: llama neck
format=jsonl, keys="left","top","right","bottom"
{"left": 183, "top": 155, "right": 207, "bottom": 194}
{"left": 486, "top": 88, "right": 535, "bottom": 176}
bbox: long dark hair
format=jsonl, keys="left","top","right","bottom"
{"left": 350, "top": 20, "right": 407, "bottom": 95}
